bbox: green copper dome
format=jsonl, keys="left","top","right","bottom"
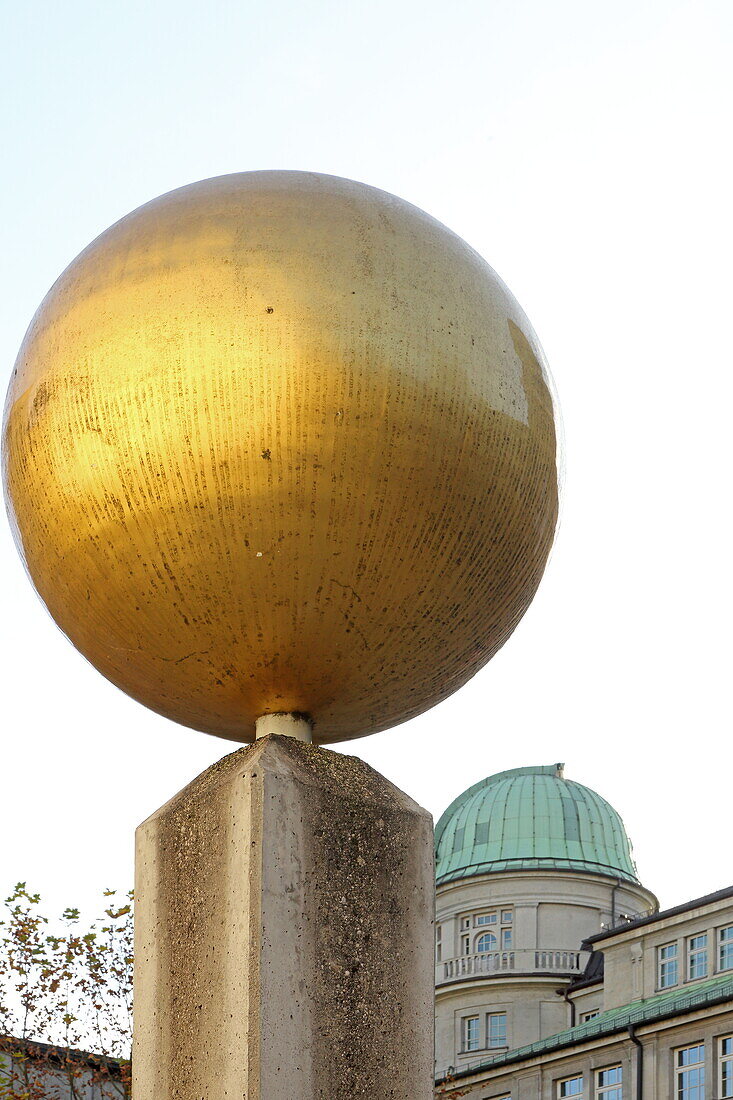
{"left": 435, "top": 764, "right": 640, "bottom": 886}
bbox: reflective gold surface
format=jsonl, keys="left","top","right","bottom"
{"left": 3, "top": 172, "right": 559, "bottom": 744}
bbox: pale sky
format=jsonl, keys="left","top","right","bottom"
{"left": 1, "top": 0, "right": 731, "bottom": 922}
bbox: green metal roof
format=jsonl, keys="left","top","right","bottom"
{"left": 435, "top": 764, "right": 640, "bottom": 886}
{"left": 437, "top": 972, "right": 733, "bottom": 1083}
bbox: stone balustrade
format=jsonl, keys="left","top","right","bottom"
{"left": 437, "top": 947, "right": 589, "bottom": 985}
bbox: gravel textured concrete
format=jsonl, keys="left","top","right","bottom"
{"left": 133, "top": 734, "right": 434, "bottom": 1098}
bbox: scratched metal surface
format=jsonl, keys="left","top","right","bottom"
{"left": 3, "top": 172, "right": 559, "bottom": 744}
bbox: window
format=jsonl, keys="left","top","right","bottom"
{"left": 474, "top": 908, "right": 513, "bottom": 938}
{"left": 463, "top": 1016, "right": 480, "bottom": 1052}
{"left": 501, "top": 927, "right": 513, "bottom": 949}
{"left": 676, "top": 1043, "right": 705, "bottom": 1100}
{"left": 658, "top": 942, "right": 679, "bottom": 988}
{"left": 719, "top": 926, "right": 733, "bottom": 972}
{"left": 436, "top": 924, "right": 442, "bottom": 963}
{"left": 580, "top": 1010, "right": 599, "bottom": 1024}
{"left": 477, "top": 932, "right": 498, "bottom": 953}
{"left": 487, "top": 1012, "right": 507, "bottom": 1048}
{"left": 596, "top": 1066, "right": 622, "bottom": 1099}
{"left": 558, "top": 1075, "right": 583, "bottom": 1097}
{"left": 461, "top": 917, "right": 471, "bottom": 931}
{"left": 721, "top": 1035, "right": 733, "bottom": 1099}
{"left": 462, "top": 935, "right": 470, "bottom": 956}
{"left": 687, "top": 934, "right": 707, "bottom": 980}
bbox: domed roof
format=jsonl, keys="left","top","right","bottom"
{"left": 435, "top": 764, "right": 640, "bottom": 886}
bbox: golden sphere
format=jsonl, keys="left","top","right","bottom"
{"left": 3, "top": 172, "right": 558, "bottom": 744}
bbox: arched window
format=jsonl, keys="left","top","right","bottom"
{"left": 476, "top": 932, "right": 497, "bottom": 953}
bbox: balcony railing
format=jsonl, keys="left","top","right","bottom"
{"left": 599, "top": 907, "right": 656, "bottom": 933}
{"left": 437, "top": 948, "right": 589, "bottom": 985}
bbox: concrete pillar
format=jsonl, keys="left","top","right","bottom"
{"left": 133, "top": 734, "right": 435, "bottom": 1100}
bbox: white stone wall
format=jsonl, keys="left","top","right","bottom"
{"left": 437, "top": 1002, "right": 733, "bottom": 1099}
{"left": 569, "top": 983, "right": 604, "bottom": 1021}
{"left": 592, "top": 894, "right": 733, "bottom": 1010}
{"left": 435, "top": 868, "right": 657, "bottom": 1075}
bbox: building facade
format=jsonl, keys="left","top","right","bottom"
{"left": 3, "top": 760, "right": 731, "bottom": 1099}
{"left": 0, "top": 1036, "right": 127, "bottom": 1098}
{"left": 434, "top": 763, "right": 733, "bottom": 1099}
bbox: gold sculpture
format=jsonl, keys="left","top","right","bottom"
{"left": 3, "top": 172, "right": 559, "bottom": 744}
